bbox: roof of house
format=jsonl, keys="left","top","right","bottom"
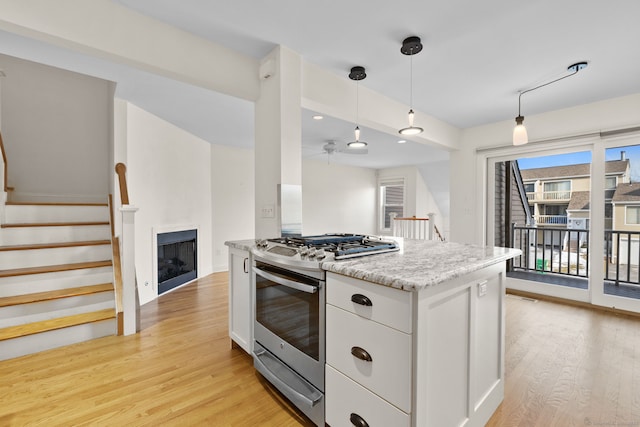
{"left": 520, "top": 160, "right": 628, "bottom": 181}
{"left": 612, "top": 183, "right": 640, "bottom": 202}
{"left": 568, "top": 191, "right": 591, "bottom": 211}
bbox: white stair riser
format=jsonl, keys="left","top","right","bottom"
{"left": 0, "top": 245, "right": 112, "bottom": 270}
{"left": 0, "top": 292, "right": 115, "bottom": 326}
{"left": 0, "top": 319, "right": 116, "bottom": 361}
{"left": 0, "top": 224, "right": 111, "bottom": 246}
{"left": 0, "top": 267, "right": 113, "bottom": 297}
{"left": 5, "top": 205, "right": 109, "bottom": 224}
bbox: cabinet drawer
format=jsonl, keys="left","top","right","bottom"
{"left": 326, "top": 304, "right": 412, "bottom": 413}
{"left": 326, "top": 365, "right": 409, "bottom": 427}
{"left": 326, "top": 272, "right": 412, "bottom": 333}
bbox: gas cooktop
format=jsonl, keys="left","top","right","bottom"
{"left": 252, "top": 233, "right": 399, "bottom": 270}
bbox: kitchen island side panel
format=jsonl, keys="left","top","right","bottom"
{"left": 413, "top": 262, "right": 505, "bottom": 427}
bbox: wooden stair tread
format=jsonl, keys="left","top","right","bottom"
{"left": 0, "top": 260, "right": 113, "bottom": 278}
{"left": 0, "top": 283, "right": 114, "bottom": 308}
{"left": 6, "top": 201, "right": 108, "bottom": 206}
{"left": 1, "top": 221, "right": 109, "bottom": 228}
{"left": 0, "top": 308, "right": 115, "bottom": 341}
{"left": 0, "top": 240, "right": 111, "bottom": 252}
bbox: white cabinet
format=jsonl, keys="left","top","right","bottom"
{"left": 228, "top": 247, "right": 252, "bottom": 354}
{"left": 325, "top": 262, "right": 506, "bottom": 427}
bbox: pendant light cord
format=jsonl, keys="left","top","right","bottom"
{"left": 356, "top": 80, "right": 359, "bottom": 127}
{"left": 518, "top": 66, "right": 581, "bottom": 116}
{"left": 409, "top": 53, "right": 414, "bottom": 109}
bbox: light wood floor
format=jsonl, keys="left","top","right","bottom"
{"left": 1, "top": 273, "right": 639, "bottom": 426}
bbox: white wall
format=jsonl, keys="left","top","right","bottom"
{"left": 302, "top": 159, "right": 377, "bottom": 236}
{"left": 125, "top": 103, "right": 213, "bottom": 305}
{"left": 0, "top": 53, "right": 110, "bottom": 202}
{"left": 212, "top": 144, "right": 255, "bottom": 272}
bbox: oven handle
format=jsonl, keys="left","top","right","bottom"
{"left": 253, "top": 266, "right": 319, "bottom": 294}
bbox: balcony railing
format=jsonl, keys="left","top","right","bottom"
{"left": 526, "top": 190, "right": 572, "bottom": 201}
{"left": 511, "top": 225, "right": 589, "bottom": 278}
{"left": 511, "top": 225, "right": 640, "bottom": 287}
{"left": 535, "top": 215, "right": 568, "bottom": 225}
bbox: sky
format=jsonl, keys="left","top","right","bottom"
{"left": 518, "top": 145, "right": 640, "bottom": 182}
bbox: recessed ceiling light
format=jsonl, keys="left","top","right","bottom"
{"left": 398, "top": 139, "right": 407, "bottom": 144}
{"left": 312, "top": 115, "right": 323, "bottom": 120}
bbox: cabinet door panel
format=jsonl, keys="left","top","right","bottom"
{"left": 229, "top": 248, "right": 251, "bottom": 353}
{"left": 326, "top": 365, "right": 410, "bottom": 427}
{"left": 326, "top": 304, "right": 412, "bottom": 412}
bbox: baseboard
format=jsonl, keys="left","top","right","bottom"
{"left": 506, "top": 288, "right": 640, "bottom": 319}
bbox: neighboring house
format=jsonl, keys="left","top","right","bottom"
{"left": 494, "top": 160, "right": 533, "bottom": 248}
{"left": 611, "top": 182, "right": 640, "bottom": 264}
{"left": 520, "top": 154, "right": 630, "bottom": 230}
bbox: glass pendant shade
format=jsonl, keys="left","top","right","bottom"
{"left": 399, "top": 109, "right": 423, "bottom": 135}
{"left": 348, "top": 126, "right": 367, "bottom": 148}
{"left": 512, "top": 115, "right": 528, "bottom": 146}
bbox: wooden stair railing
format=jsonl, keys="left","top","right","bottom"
{"left": 392, "top": 216, "right": 431, "bottom": 240}
{"left": 1, "top": 130, "right": 11, "bottom": 194}
{"left": 115, "top": 163, "right": 129, "bottom": 205}
{"left": 108, "top": 193, "right": 124, "bottom": 335}
{"left": 113, "top": 162, "right": 138, "bottom": 335}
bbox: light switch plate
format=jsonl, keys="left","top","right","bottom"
{"left": 261, "top": 205, "right": 275, "bottom": 218}
{"left": 478, "top": 281, "right": 488, "bottom": 297}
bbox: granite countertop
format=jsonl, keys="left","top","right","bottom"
{"left": 225, "top": 238, "right": 521, "bottom": 292}
{"left": 321, "top": 239, "right": 521, "bottom": 292}
{"left": 225, "top": 239, "right": 255, "bottom": 252}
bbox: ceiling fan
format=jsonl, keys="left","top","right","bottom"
{"left": 322, "top": 140, "right": 368, "bottom": 156}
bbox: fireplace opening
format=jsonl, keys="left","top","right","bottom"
{"left": 157, "top": 229, "right": 197, "bottom": 294}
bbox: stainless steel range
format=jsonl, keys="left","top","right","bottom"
{"left": 251, "top": 234, "right": 399, "bottom": 426}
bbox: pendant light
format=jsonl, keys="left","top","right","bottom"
{"left": 513, "top": 61, "right": 588, "bottom": 146}
{"left": 399, "top": 36, "right": 424, "bottom": 136}
{"left": 347, "top": 66, "right": 367, "bottom": 148}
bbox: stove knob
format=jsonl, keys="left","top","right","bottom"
{"left": 316, "top": 249, "right": 326, "bottom": 260}
{"left": 300, "top": 246, "right": 309, "bottom": 257}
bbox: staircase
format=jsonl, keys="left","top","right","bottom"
{"left": 0, "top": 201, "right": 117, "bottom": 361}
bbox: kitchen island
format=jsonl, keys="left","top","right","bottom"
{"left": 225, "top": 238, "right": 520, "bottom": 427}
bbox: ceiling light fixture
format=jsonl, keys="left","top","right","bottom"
{"left": 399, "top": 36, "right": 424, "bottom": 136}
{"left": 312, "top": 114, "right": 323, "bottom": 120}
{"left": 398, "top": 139, "right": 407, "bottom": 144}
{"left": 347, "top": 66, "right": 368, "bottom": 148}
{"left": 513, "top": 61, "right": 588, "bottom": 146}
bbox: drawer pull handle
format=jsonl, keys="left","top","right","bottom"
{"left": 350, "top": 412, "right": 369, "bottom": 427}
{"left": 351, "top": 293, "right": 372, "bottom": 307}
{"left": 351, "top": 346, "right": 373, "bottom": 362}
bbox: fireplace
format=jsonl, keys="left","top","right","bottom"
{"left": 157, "top": 229, "right": 197, "bottom": 294}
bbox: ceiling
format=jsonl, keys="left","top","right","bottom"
{"left": 111, "top": 0, "right": 640, "bottom": 126}
{"left": 1, "top": 0, "right": 640, "bottom": 171}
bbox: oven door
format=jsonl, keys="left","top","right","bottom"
{"left": 252, "top": 260, "right": 325, "bottom": 391}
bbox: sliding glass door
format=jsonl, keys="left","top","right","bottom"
{"left": 488, "top": 135, "right": 640, "bottom": 313}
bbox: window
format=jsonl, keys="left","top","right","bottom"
{"left": 544, "top": 204, "right": 567, "bottom": 216}
{"left": 379, "top": 178, "right": 404, "bottom": 230}
{"left": 626, "top": 206, "right": 640, "bottom": 224}
{"left": 605, "top": 176, "right": 617, "bottom": 189}
{"left": 543, "top": 180, "right": 571, "bottom": 192}
{"left": 524, "top": 183, "right": 535, "bottom": 193}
